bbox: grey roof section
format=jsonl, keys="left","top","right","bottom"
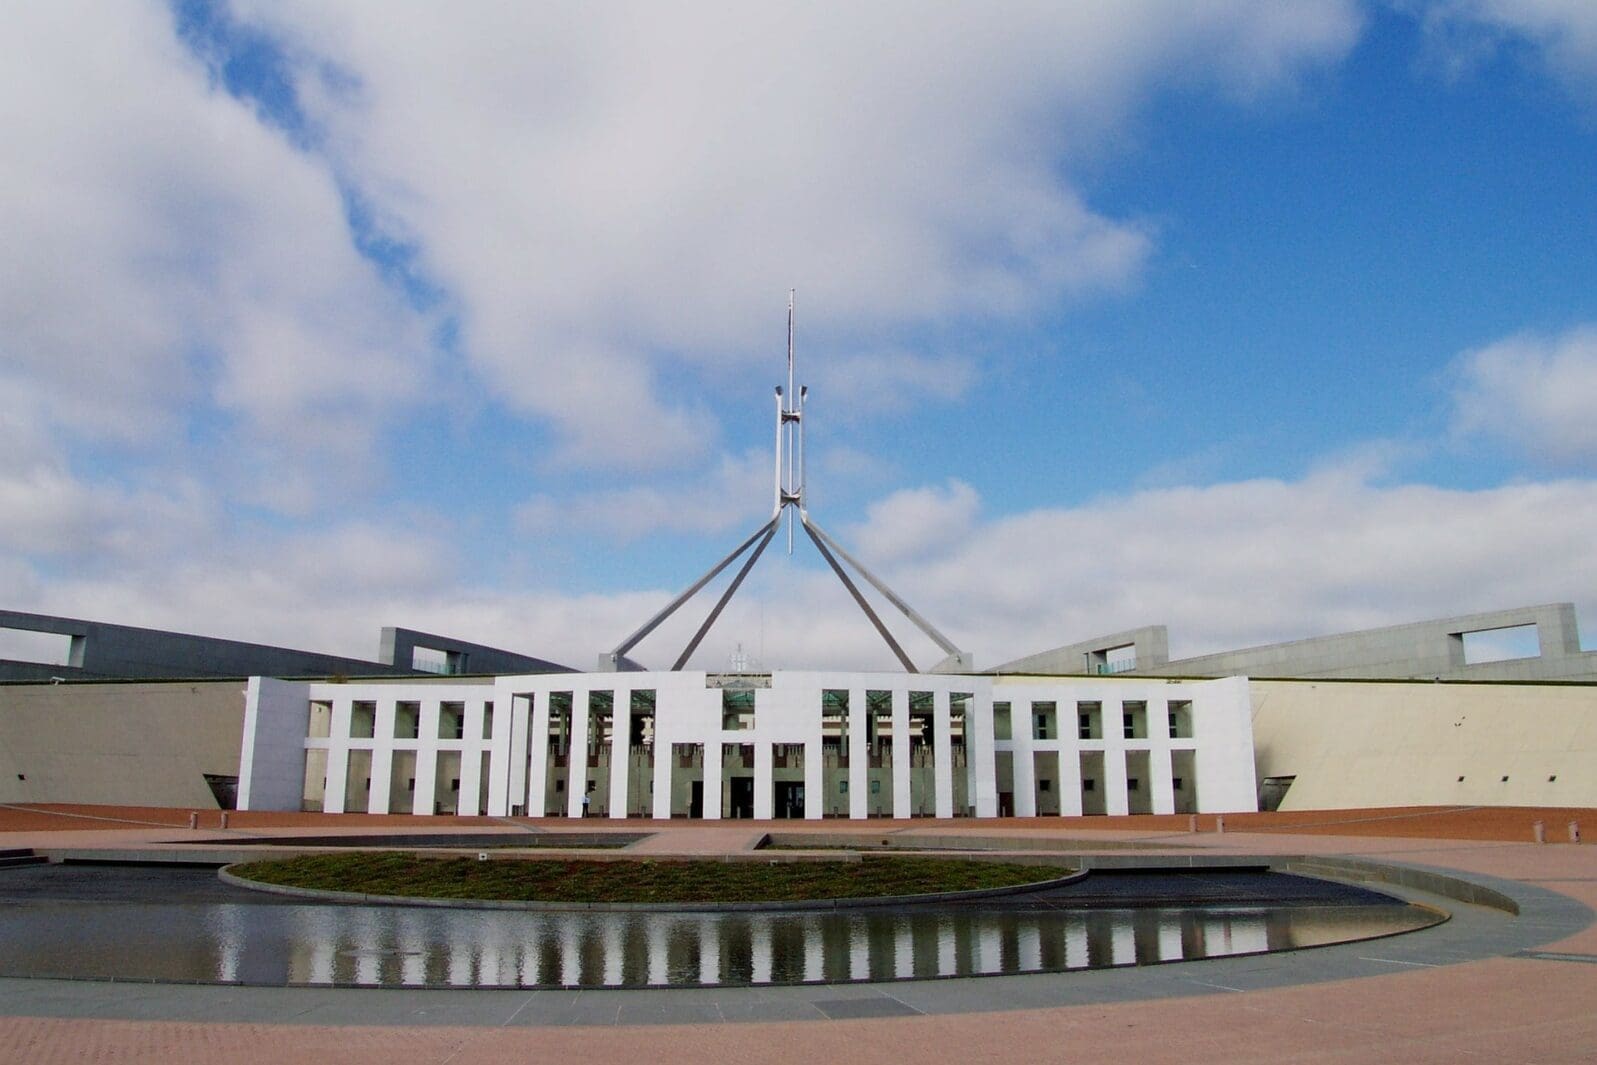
{"left": 995, "top": 603, "right": 1597, "bottom": 681}
{"left": 0, "top": 609, "right": 571, "bottom": 681}
{"left": 380, "top": 627, "right": 570, "bottom": 676}
{"left": 992, "top": 625, "right": 1170, "bottom": 676}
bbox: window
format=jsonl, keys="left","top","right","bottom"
{"left": 1079, "top": 713, "right": 1091, "bottom": 739}
{"left": 1127, "top": 777, "right": 1140, "bottom": 791}
{"left": 450, "top": 778, "right": 460, "bottom": 791}
{"left": 1039, "top": 779, "right": 1052, "bottom": 792}
{"left": 1172, "top": 777, "right": 1184, "bottom": 790}
{"left": 1083, "top": 778, "right": 1096, "bottom": 792}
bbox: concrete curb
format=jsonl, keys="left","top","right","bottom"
{"left": 217, "top": 861, "right": 1088, "bottom": 913}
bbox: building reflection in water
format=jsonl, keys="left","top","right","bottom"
{"left": 180, "top": 902, "right": 1434, "bottom": 989}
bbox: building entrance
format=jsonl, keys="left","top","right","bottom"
{"left": 774, "top": 780, "right": 805, "bottom": 819}
{"left": 727, "top": 776, "right": 754, "bottom": 819}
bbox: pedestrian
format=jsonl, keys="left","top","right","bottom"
{"left": 581, "top": 792, "right": 590, "bottom": 818}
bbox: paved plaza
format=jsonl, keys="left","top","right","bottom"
{"left": 2, "top": 804, "right": 1595, "bottom": 1062}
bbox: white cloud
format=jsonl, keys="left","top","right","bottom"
{"left": 849, "top": 481, "right": 981, "bottom": 565}
{"left": 833, "top": 471, "right": 1597, "bottom": 669}
{"left": 11, "top": 457, "right": 1596, "bottom": 676}
{"left": 812, "top": 352, "right": 977, "bottom": 418}
{"left": 1448, "top": 325, "right": 1597, "bottom": 465}
{"left": 516, "top": 449, "right": 772, "bottom": 544}
{"left": 0, "top": 1, "right": 432, "bottom": 510}
{"left": 1419, "top": 1, "right": 1597, "bottom": 95}
{"left": 227, "top": 0, "right": 1359, "bottom": 468}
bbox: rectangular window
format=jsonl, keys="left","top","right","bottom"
{"left": 1039, "top": 779, "right": 1052, "bottom": 792}
{"left": 1032, "top": 702, "right": 1057, "bottom": 740}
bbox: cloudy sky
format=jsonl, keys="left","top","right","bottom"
{"left": 4, "top": 1, "right": 1597, "bottom": 673}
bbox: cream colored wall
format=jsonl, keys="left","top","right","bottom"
{"left": 0, "top": 680, "right": 245, "bottom": 807}
{"left": 1251, "top": 679, "right": 1597, "bottom": 810}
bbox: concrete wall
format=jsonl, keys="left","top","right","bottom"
{"left": 379, "top": 627, "right": 571, "bottom": 675}
{"left": 1005, "top": 604, "right": 1597, "bottom": 682}
{"left": 994, "top": 626, "right": 1170, "bottom": 675}
{"left": 0, "top": 680, "right": 246, "bottom": 807}
{"left": 1251, "top": 678, "right": 1597, "bottom": 810}
{"left": 0, "top": 609, "right": 573, "bottom": 681}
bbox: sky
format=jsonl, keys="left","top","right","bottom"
{"left": 3, "top": 0, "right": 1597, "bottom": 673}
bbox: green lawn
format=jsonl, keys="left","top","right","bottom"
{"left": 228, "top": 853, "right": 1065, "bottom": 904}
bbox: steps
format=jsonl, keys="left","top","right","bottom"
{"left": 0, "top": 848, "right": 46, "bottom": 869}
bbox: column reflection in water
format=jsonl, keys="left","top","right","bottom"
{"left": 7, "top": 900, "right": 1435, "bottom": 989}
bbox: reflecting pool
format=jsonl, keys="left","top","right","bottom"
{"left": 0, "top": 872, "right": 1440, "bottom": 988}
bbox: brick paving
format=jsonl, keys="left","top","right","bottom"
{"left": 4, "top": 803, "right": 1596, "bottom": 1063}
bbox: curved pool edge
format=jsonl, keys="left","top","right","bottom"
{"left": 2, "top": 852, "right": 1589, "bottom": 1027}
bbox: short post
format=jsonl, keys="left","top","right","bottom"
{"left": 219, "top": 811, "right": 229, "bottom": 829}
{"left": 188, "top": 811, "right": 199, "bottom": 830}
{"left": 1533, "top": 820, "right": 1546, "bottom": 844}
{"left": 1215, "top": 815, "right": 1225, "bottom": 834}
{"left": 1570, "top": 821, "right": 1581, "bottom": 844}
{"left": 1187, "top": 814, "right": 1198, "bottom": 833}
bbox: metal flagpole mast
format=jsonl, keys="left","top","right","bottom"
{"left": 785, "top": 289, "right": 796, "bottom": 554}
{"left": 601, "top": 292, "right": 970, "bottom": 673}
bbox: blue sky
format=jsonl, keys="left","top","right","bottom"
{"left": 4, "top": 2, "right": 1597, "bottom": 671}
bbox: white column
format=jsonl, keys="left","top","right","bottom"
{"left": 1150, "top": 744, "right": 1176, "bottom": 815}
{"left": 971, "top": 690, "right": 998, "bottom": 818}
{"left": 323, "top": 741, "right": 349, "bottom": 814}
{"left": 891, "top": 687, "right": 911, "bottom": 819}
{"left": 567, "top": 687, "right": 591, "bottom": 818}
{"left": 1057, "top": 741, "right": 1083, "bottom": 817}
{"left": 1104, "top": 745, "right": 1130, "bottom": 816}
{"left": 487, "top": 696, "right": 513, "bottom": 816}
{"left": 848, "top": 687, "right": 868, "bottom": 820}
{"left": 804, "top": 737, "right": 824, "bottom": 820}
{"left": 368, "top": 698, "right": 395, "bottom": 814}
{"left": 456, "top": 724, "right": 481, "bottom": 817}
{"left": 1012, "top": 738, "right": 1037, "bottom": 817}
{"left": 526, "top": 691, "right": 550, "bottom": 816}
{"left": 507, "top": 692, "right": 531, "bottom": 815}
{"left": 702, "top": 739, "right": 723, "bottom": 820}
{"left": 933, "top": 689, "right": 953, "bottom": 819}
{"left": 412, "top": 740, "right": 438, "bottom": 816}
{"left": 650, "top": 694, "right": 674, "bottom": 820}
{"left": 753, "top": 742, "right": 774, "bottom": 820}
{"left": 609, "top": 689, "right": 631, "bottom": 819}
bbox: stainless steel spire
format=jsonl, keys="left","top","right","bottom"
{"left": 602, "top": 296, "right": 970, "bottom": 674}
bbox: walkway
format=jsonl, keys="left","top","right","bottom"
{"left": 3, "top": 805, "right": 1595, "bottom": 1063}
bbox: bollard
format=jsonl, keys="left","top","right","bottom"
{"left": 1188, "top": 814, "right": 1198, "bottom": 833}
{"left": 1570, "top": 821, "right": 1582, "bottom": 844}
{"left": 1533, "top": 820, "right": 1545, "bottom": 844}
{"left": 188, "top": 811, "right": 199, "bottom": 830}
{"left": 219, "top": 811, "right": 229, "bottom": 829}
{"left": 1215, "top": 815, "right": 1225, "bottom": 834}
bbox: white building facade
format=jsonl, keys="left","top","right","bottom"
{"left": 238, "top": 671, "right": 1257, "bottom": 819}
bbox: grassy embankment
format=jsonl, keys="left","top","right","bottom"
{"left": 230, "top": 853, "right": 1064, "bottom": 904}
